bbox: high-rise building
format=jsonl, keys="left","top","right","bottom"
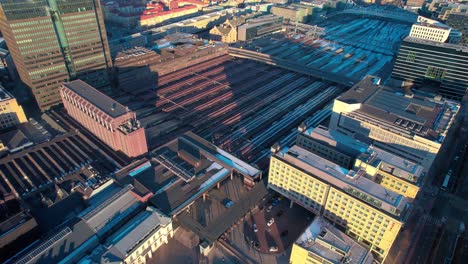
{"left": 0, "top": 0, "right": 112, "bottom": 111}
{"left": 60, "top": 80, "right": 147, "bottom": 158}
{"left": 0, "top": 84, "right": 27, "bottom": 129}
{"left": 269, "top": 144, "right": 409, "bottom": 261}
{"left": 391, "top": 37, "right": 468, "bottom": 100}
{"left": 330, "top": 76, "right": 459, "bottom": 169}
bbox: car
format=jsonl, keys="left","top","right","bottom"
{"left": 222, "top": 199, "right": 234, "bottom": 208}
{"left": 269, "top": 246, "right": 279, "bottom": 252}
{"left": 272, "top": 199, "right": 279, "bottom": 207}
{"left": 267, "top": 218, "right": 275, "bottom": 226}
{"left": 266, "top": 205, "right": 272, "bottom": 212}
{"left": 253, "top": 224, "right": 258, "bottom": 233}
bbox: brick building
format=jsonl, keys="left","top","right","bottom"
{"left": 60, "top": 80, "right": 147, "bottom": 158}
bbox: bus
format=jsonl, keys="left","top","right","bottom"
{"left": 441, "top": 173, "right": 451, "bottom": 191}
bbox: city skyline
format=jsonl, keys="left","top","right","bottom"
{"left": 0, "top": 1, "right": 466, "bottom": 264}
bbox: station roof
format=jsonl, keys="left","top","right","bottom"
{"left": 78, "top": 184, "right": 141, "bottom": 235}
{"left": 62, "top": 80, "right": 128, "bottom": 118}
{"left": 11, "top": 218, "right": 97, "bottom": 264}
{"left": 115, "top": 132, "right": 260, "bottom": 216}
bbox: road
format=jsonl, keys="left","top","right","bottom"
{"left": 386, "top": 103, "right": 468, "bottom": 264}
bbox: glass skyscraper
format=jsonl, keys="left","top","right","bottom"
{"left": 0, "top": 0, "right": 112, "bottom": 110}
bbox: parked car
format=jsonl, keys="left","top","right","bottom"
{"left": 222, "top": 198, "right": 234, "bottom": 208}
{"left": 253, "top": 224, "right": 258, "bottom": 233}
{"left": 267, "top": 218, "right": 275, "bottom": 227}
{"left": 272, "top": 199, "right": 279, "bottom": 207}
{"left": 266, "top": 205, "right": 273, "bottom": 212}
{"left": 269, "top": 246, "right": 279, "bottom": 252}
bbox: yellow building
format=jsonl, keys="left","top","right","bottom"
{"left": 330, "top": 76, "right": 459, "bottom": 170}
{"left": 297, "top": 125, "right": 424, "bottom": 199}
{"left": 269, "top": 145, "right": 409, "bottom": 262}
{"left": 0, "top": 84, "right": 27, "bottom": 129}
{"left": 354, "top": 147, "right": 424, "bottom": 199}
{"left": 290, "top": 217, "right": 374, "bottom": 264}
{"left": 101, "top": 206, "right": 173, "bottom": 264}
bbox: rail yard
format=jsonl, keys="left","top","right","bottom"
{"left": 114, "top": 54, "right": 343, "bottom": 167}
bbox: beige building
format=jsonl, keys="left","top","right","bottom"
{"left": 330, "top": 76, "right": 459, "bottom": 170}
{"left": 99, "top": 206, "right": 173, "bottom": 264}
{"left": 290, "top": 217, "right": 374, "bottom": 264}
{"left": 269, "top": 145, "right": 410, "bottom": 261}
{"left": 0, "top": 84, "right": 27, "bottom": 130}
{"left": 209, "top": 16, "right": 250, "bottom": 43}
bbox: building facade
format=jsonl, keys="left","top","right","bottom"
{"left": 391, "top": 37, "right": 468, "bottom": 100}
{"left": 0, "top": 85, "right": 27, "bottom": 129}
{"left": 269, "top": 145, "right": 409, "bottom": 261}
{"left": 331, "top": 76, "right": 459, "bottom": 170}
{"left": 60, "top": 80, "right": 147, "bottom": 158}
{"left": 99, "top": 207, "right": 173, "bottom": 264}
{"left": 409, "top": 16, "right": 461, "bottom": 44}
{"left": 237, "top": 15, "right": 283, "bottom": 41}
{"left": 0, "top": 0, "right": 112, "bottom": 111}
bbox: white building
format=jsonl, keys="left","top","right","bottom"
{"left": 409, "top": 16, "right": 461, "bottom": 44}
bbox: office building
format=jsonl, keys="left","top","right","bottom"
{"left": 392, "top": 37, "right": 468, "bottom": 100}
{"left": 269, "top": 145, "right": 409, "bottom": 261}
{"left": 0, "top": 0, "right": 112, "bottom": 111}
{"left": 297, "top": 126, "right": 424, "bottom": 198}
{"left": 60, "top": 80, "right": 148, "bottom": 158}
{"left": 409, "top": 16, "right": 461, "bottom": 44}
{"left": 330, "top": 76, "right": 459, "bottom": 169}
{"left": 271, "top": 5, "right": 310, "bottom": 23}
{"left": 290, "top": 217, "right": 374, "bottom": 264}
{"left": 237, "top": 15, "right": 283, "bottom": 41}
{"left": 0, "top": 85, "right": 27, "bottom": 130}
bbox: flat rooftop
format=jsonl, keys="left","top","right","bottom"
{"left": 359, "top": 146, "right": 425, "bottom": 183}
{"left": 336, "top": 76, "right": 459, "bottom": 142}
{"left": 78, "top": 184, "right": 141, "bottom": 235}
{"left": 62, "top": 80, "right": 128, "bottom": 118}
{"left": 403, "top": 36, "right": 468, "bottom": 52}
{"left": 302, "top": 126, "right": 369, "bottom": 158}
{"left": 103, "top": 207, "right": 171, "bottom": 260}
{"left": 303, "top": 126, "right": 424, "bottom": 181}
{"left": 276, "top": 145, "right": 407, "bottom": 217}
{"left": 295, "top": 217, "right": 374, "bottom": 264}
{"left": 118, "top": 132, "right": 260, "bottom": 216}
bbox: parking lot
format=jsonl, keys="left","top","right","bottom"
{"left": 243, "top": 195, "right": 314, "bottom": 254}
{"left": 218, "top": 194, "right": 314, "bottom": 263}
